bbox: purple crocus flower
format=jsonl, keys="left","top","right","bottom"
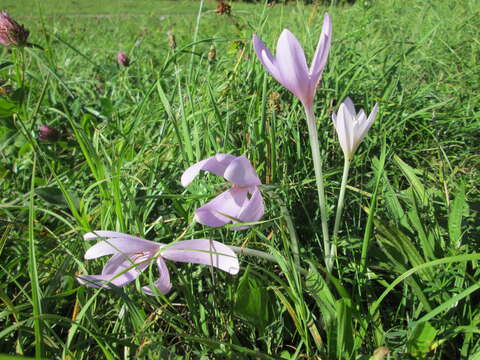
{"left": 252, "top": 13, "right": 332, "bottom": 109}
{"left": 181, "top": 154, "right": 264, "bottom": 230}
{"left": 0, "top": 11, "right": 29, "bottom": 47}
{"left": 117, "top": 51, "right": 130, "bottom": 67}
{"left": 78, "top": 231, "right": 239, "bottom": 295}
{"left": 332, "top": 98, "right": 379, "bottom": 160}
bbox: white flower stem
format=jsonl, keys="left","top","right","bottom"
{"left": 304, "top": 106, "right": 331, "bottom": 271}
{"left": 332, "top": 157, "right": 351, "bottom": 255}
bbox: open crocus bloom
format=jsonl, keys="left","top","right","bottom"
{"left": 78, "top": 231, "right": 239, "bottom": 295}
{"left": 181, "top": 154, "right": 264, "bottom": 230}
{"left": 253, "top": 13, "right": 332, "bottom": 109}
{"left": 332, "top": 98, "right": 379, "bottom": 160}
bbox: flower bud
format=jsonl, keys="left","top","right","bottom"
{"left": 216, "top": 0, "right": 231, "bottom": 16}
{"left": 38, "top": 125, "right": 60, "bottom": 142}
{"left": 0, "top": 11, "right": 29, "bottom": 47}
{"left": 117, "top": 51, "right": 130, "bottom": 67}
{"left": 208, "top": 44, "right": 216, "bottom": 63}
{"left": 167, "top": 31, "right": 176, "bottom": 50}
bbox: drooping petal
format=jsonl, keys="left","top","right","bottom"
{"left": 252, "top": 34, "right": 282, "bottom": 83}
{"left": 161, "top": 239, "right": 240, "bottom": 275}
{"left": 309, "top": 13, "right": 332, "bottom": 84}
{"left": 78, "top": 265, "right": 143, "bottom": 288}
{"left": 84, "top": 230, "right": 148, "bottom": 242}
{"left": 233, "top": 187, "right": 264, "bottom": 230}
{"left": 194, "top": 187, "right": 249, "bottom": 228}
{"left": 181, "top": 154, "right": 236, "bottom": 187}
{"left": 275, "top": 29, "right": 310, "bottom": 102}
{"left": 84, "top": 237, "right": 159, "bottom": 260}
{"left": 142, "top": 257, "right": 172, "bottom": 296}
{"left": 223, "top": 155, "right": 261, "bottom": 187}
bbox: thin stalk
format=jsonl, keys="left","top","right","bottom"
{"left": 332, "top": 157, "right": 351, "bottom": 242}
{"left": 304, "top": 106, "right": 331, "bottom": 270}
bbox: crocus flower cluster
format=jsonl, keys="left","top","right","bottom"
{"left": 79, "top": 155, "right": 262, "bottom": 294}
{"left": 0, "top": 11, "right": 29, "bottom": 47}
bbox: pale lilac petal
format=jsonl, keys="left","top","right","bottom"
{"left": 84, "top": 231, "right": 147, "bottom": 242}
{"left": 161, "top": 239, "right": 240, "bottom": 275}
{"left": 309, "top": 13, "right": 332, "bottom": 84}
{"left": 194, "top": 188, "right": 248, "bottom": 227}
{"left": 343, "top": 97, "right": 356, "bottom": 117}
{"left": 142, "top": 257, "right": 172, "bottom": 295}
{"left": 357, "top": 103, "right": 378, "bottom": 143}
{"left": 77, "top": 261, "right": 144, "bottom": 288}
{"left": 252, "top": 34, "right": 282, "bottom": 83}
{"left": 233, "top": 187, "right": 265, "bottom": 230}
{"left": 336, "top": 104, "right": 352, "bottom": 158}
{"left": 84, "top": 238, "right": 159, "bottom": 260}
{"left": 181, "top": 154, "right": 236, "bottom": 187}
{"left": 275, "top": 29, "right": 310, "bottom": 101}
{"left": 223, "top": 155, "right": 261, "bottom": 187}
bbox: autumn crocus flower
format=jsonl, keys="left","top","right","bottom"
{"left": 117, "top": 51, "right": 130, "bottom": 67}
{"left": 332, "top": 97, "right": 379, "bottom": 160}
{"left": 182, "top": 154, "right": 264, "bottom": 230}
{"left": 331, "top": 97, "right": 379, "bottom": 252}
{"left": 0, "top": 11, "right": 29, "bottom": 47}
{"left": 252, "top": 13, "right": 331, "bottom": 109}
{"left": 78, "top": 231, "right": 239, "bottom": 295}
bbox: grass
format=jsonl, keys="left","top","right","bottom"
{"left": 1, "top": 0, "right": 480, "bottom": 358}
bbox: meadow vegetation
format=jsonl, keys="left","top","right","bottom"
{"left": 1, "top": 0, "right": 479, "bottom": 358}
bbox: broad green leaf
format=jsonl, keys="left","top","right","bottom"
{"left": 448, "top": 183, "right": 466, "bottom": 247}
{"left": 394, "top": 155, "right": 428, "bottom": 207}
{"left": 35, "top": 186, "right": 80, "bottom": 209}
{"left": 305, "top": 262, "right": 336, "bottom": 326}
{"left": 234, "top": 266, "right": 271, "bottom": 333}
{"left": 336, "top": 298, "right": 354, "bottom": 359}
{"left": 407, "top": 321, "right": 437, "bottom": 356}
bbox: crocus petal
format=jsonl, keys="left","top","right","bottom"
{"left": 194, "top": 187, "right": 249, "bottom": 227}
{"left": 275, "top": 29, "right": 310, "bottom": 102}
{"left": 232, "top": 187, "right": 265, "bottom": 230}
{"left": 84, "top": 238, "right": 159, "bottom": 260}
{"left": 309, "top": 13, "right": 332, "bottom": 84}
{"left": 161, "top": 239, "right": 240, "bottom": 275}
{"left": 77, "top": 262, "right": 144, "bottom": 288}
{"left": 343, "top": 97, "right": 356, "bottom": 117}
{"left": 336, "top": 103, "right": 353, "bottom": 158}
{"left": 357, "top": 103, "right": 378, "bottom": 143}
{"left": 223, "top": 155, "right": 261, "bottom": 187}
{"left": 84, "top": 231, "right": 146, "bottom": 242}
{"left": 252, "top": 34, "right": 282, "bottom": 82}
{"left": 142, "top": 257, "right": 172, "bottom": 296}
{"left": 181, "top": 154, "right": 236, "bottom": 187}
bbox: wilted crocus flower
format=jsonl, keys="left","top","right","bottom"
{"left": 78, "top": 231, "right": 239, "bottom": 295}
{"left": 117, "top": 51, "right": 130, "bottom": 67}
{"left": 0, "top": 11, "right": 29, "bottom": 47}
{"left": 38, "top": 125, "right": 60, "bottom": 142}
{"left": 332, "top": 97, "right": 379, "bottom": 160}
{"left": 252, "top": 13, "right": 331, "bottom": 109}
{"left": 182, "top": 154, "right": 264, "bottom": 230}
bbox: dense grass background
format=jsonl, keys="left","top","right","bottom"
{"left": 1, "top": 0, "right": 479, "bottom": 358}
